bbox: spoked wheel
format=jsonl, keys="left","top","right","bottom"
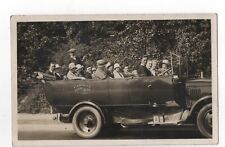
{"left": 197, "top": 103, "right": 212, "bottom": 138}
{"left": 72, "top": 106, "right": 102, "bottom": 139}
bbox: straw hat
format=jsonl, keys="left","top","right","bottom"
{"left": 68, "top": 63, "right": 76, "bottom": 70}
{"left": 55, "top": 64, "right": 61, "bottom": 69}
{"left": 75, "top": 64, "right": 84, "bottom": 70}
{"left": 67, "top": 48, "right": 76, "bottom": 53}
{"left": 162, "top": 59, "right": 169, "bottom": 64}
{"left": 114, "top": 63, "right": 121, "bottom": 69}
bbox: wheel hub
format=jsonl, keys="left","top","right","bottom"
{"left": 204, "top": 110, "right": 212, "bottom": 128}
{"left": 78, "top": 112, "right": 97, "bottom": 133}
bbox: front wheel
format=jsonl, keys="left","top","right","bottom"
{"left": 197, "top": 103, "right": 212, "bottom": 138}
{"left": 72, "top": 106, "right": 102, "bottom": 138}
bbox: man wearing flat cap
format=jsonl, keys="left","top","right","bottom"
{"left": 94, "top": 59, "right": 109, "bottom": 80}
{"left": 113, "top": 63, "right": 124, "bottom": 79}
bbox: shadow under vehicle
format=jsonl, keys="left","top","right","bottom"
{"left": 42, "top": 56, "right": 212, "bottom": 139}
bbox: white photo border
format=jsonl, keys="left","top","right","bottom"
{"left": 11, "top": 14, "right": 218, "bottom": 146}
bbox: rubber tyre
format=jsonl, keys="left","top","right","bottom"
{"left": 197, "top": 103, "right": 212, "bottom": 138}
{"left": 72, "top": 106, "right": 102, "bottom": 139}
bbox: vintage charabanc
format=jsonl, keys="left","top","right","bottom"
{"left": 41, "top": 56, "right": 212, "bottom": 139}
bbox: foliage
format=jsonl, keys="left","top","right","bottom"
{"left": 17, "top": 20, "right": 211, "bottom": 77}
{"left": 17, "top": 20, "right": 211, "bottom": 113}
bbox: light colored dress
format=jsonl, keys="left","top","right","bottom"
{"left": 113, "top": 70, "right": 124, "bottom": 79}
{"left": 67, "top": 71, "right": 85, "bottom": 80}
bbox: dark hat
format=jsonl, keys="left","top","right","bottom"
{"left": 97, "top": 59, "right": 107, "bottom": 67}
{"left": 67, "top": 48, "right": 76, "bottom": 53}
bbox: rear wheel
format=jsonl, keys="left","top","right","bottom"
{"left": 72, "top": 106, "right": 102, "bottom": 138}
{"left": 197, "top": 103, "right": 212, "bottom": 138}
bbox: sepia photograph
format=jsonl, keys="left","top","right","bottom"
{"left": 11, "top": 14, "right": 218, "bottom": 146}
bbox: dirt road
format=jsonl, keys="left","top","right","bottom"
{"left": 18, "top": 113, "right": 202, "bottom": 140}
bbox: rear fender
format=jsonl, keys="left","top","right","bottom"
{"left": 68, "top": 101, "right": 107, "bottom": 124}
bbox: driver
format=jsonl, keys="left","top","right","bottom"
{"left": 158, "top": 60, "right": 172, "bottom": 76}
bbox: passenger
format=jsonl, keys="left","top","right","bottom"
{"left": 113, "top": 63, "right": 124, "bottom": 79}
{"left": 54, "top": 64, "right": 63, "bottom": 80}
{"left": 60, "top": 64, "right": 69, "bottom": 80}
{"left": 137, "top": 55, "right": 153, "bottom": 77}
{"left": 131, "top": 70, "right": 139, "bottom": 77}
{"left": 123, "top": 66, "right": 133, "bottom": 78}
{"left": 85, "top": 67, "right": 93, "bottom": 79}
{"left": 45, "top": 62, "right": 56, "bottom": 76}
{"left": 67, "top": 63, "right": 85, "bottom": 80}
{"left": 158, "top": 60, "right": 172, "bottom": 76}
{"left": 146, "top": 59, "right": 152, "bottom": 71}
{"left": 44, "top": 62, "right": 57, "bottom": 80}
{"left": 75, "top": 64, "right": 85, "bottom": 77}
{"left": 146, "top": 59, "right": 157, "bottom": 76}
{"left": 67, "top": 48, "right": 83, "bottom": 65}
{"left": 94, "top": 59, "right": 109, "bottom": 80}
{"left": 91, "top": 67, "right": 97, "bottom": 79}
{"left": 150, "top": 60, "right": 158, "bottom": 76}
{"left": 105, "top": 62, "right": 114, "bottom": 78}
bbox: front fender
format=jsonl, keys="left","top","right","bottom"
{"left": 187, "top": 95, "right": 212, "bottom": 122}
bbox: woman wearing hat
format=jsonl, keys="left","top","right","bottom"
{"left": 113, "top": 63, "right": 124, "bottom": 79}
{"left": 67, "top": 63, "right": 85, "bottom": 80}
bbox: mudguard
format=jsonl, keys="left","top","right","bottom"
{"left": 187, "top": 95, "right": 212, "bottom": 122}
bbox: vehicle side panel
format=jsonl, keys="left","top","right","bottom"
{"left": 44, "top": 79, "right": 110, "bottom": 111}
{"left": 146, "top": 76, "right": 174, "bottom": 103}
{"left": 108, "top": 79, "right": 130, "bottom": 104}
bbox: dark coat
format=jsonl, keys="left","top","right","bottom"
{"left": 94, "top": 69, "right": 109, "bottom": 80}
{"left": 106, "top": 71, "right": 114, "bottom": 78}
{"left": 85, "top": 72, "right": 93, "bottom": 79}
{"left": 137, "top": 65, "right": 153, "bottom": 77}
{"left": 45, "top": 70, "right": 62, "bottom": 80}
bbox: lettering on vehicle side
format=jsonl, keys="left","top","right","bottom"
{"left": 74, "top": 84, "right": 91, "bottom": 95}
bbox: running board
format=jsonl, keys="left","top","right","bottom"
{"left": 113, "top": 109, "right": 191, "bottom": 126}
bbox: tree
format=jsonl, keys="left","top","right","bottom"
{"left": 17, "top": 19, "right": 211, "bottom": 81}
